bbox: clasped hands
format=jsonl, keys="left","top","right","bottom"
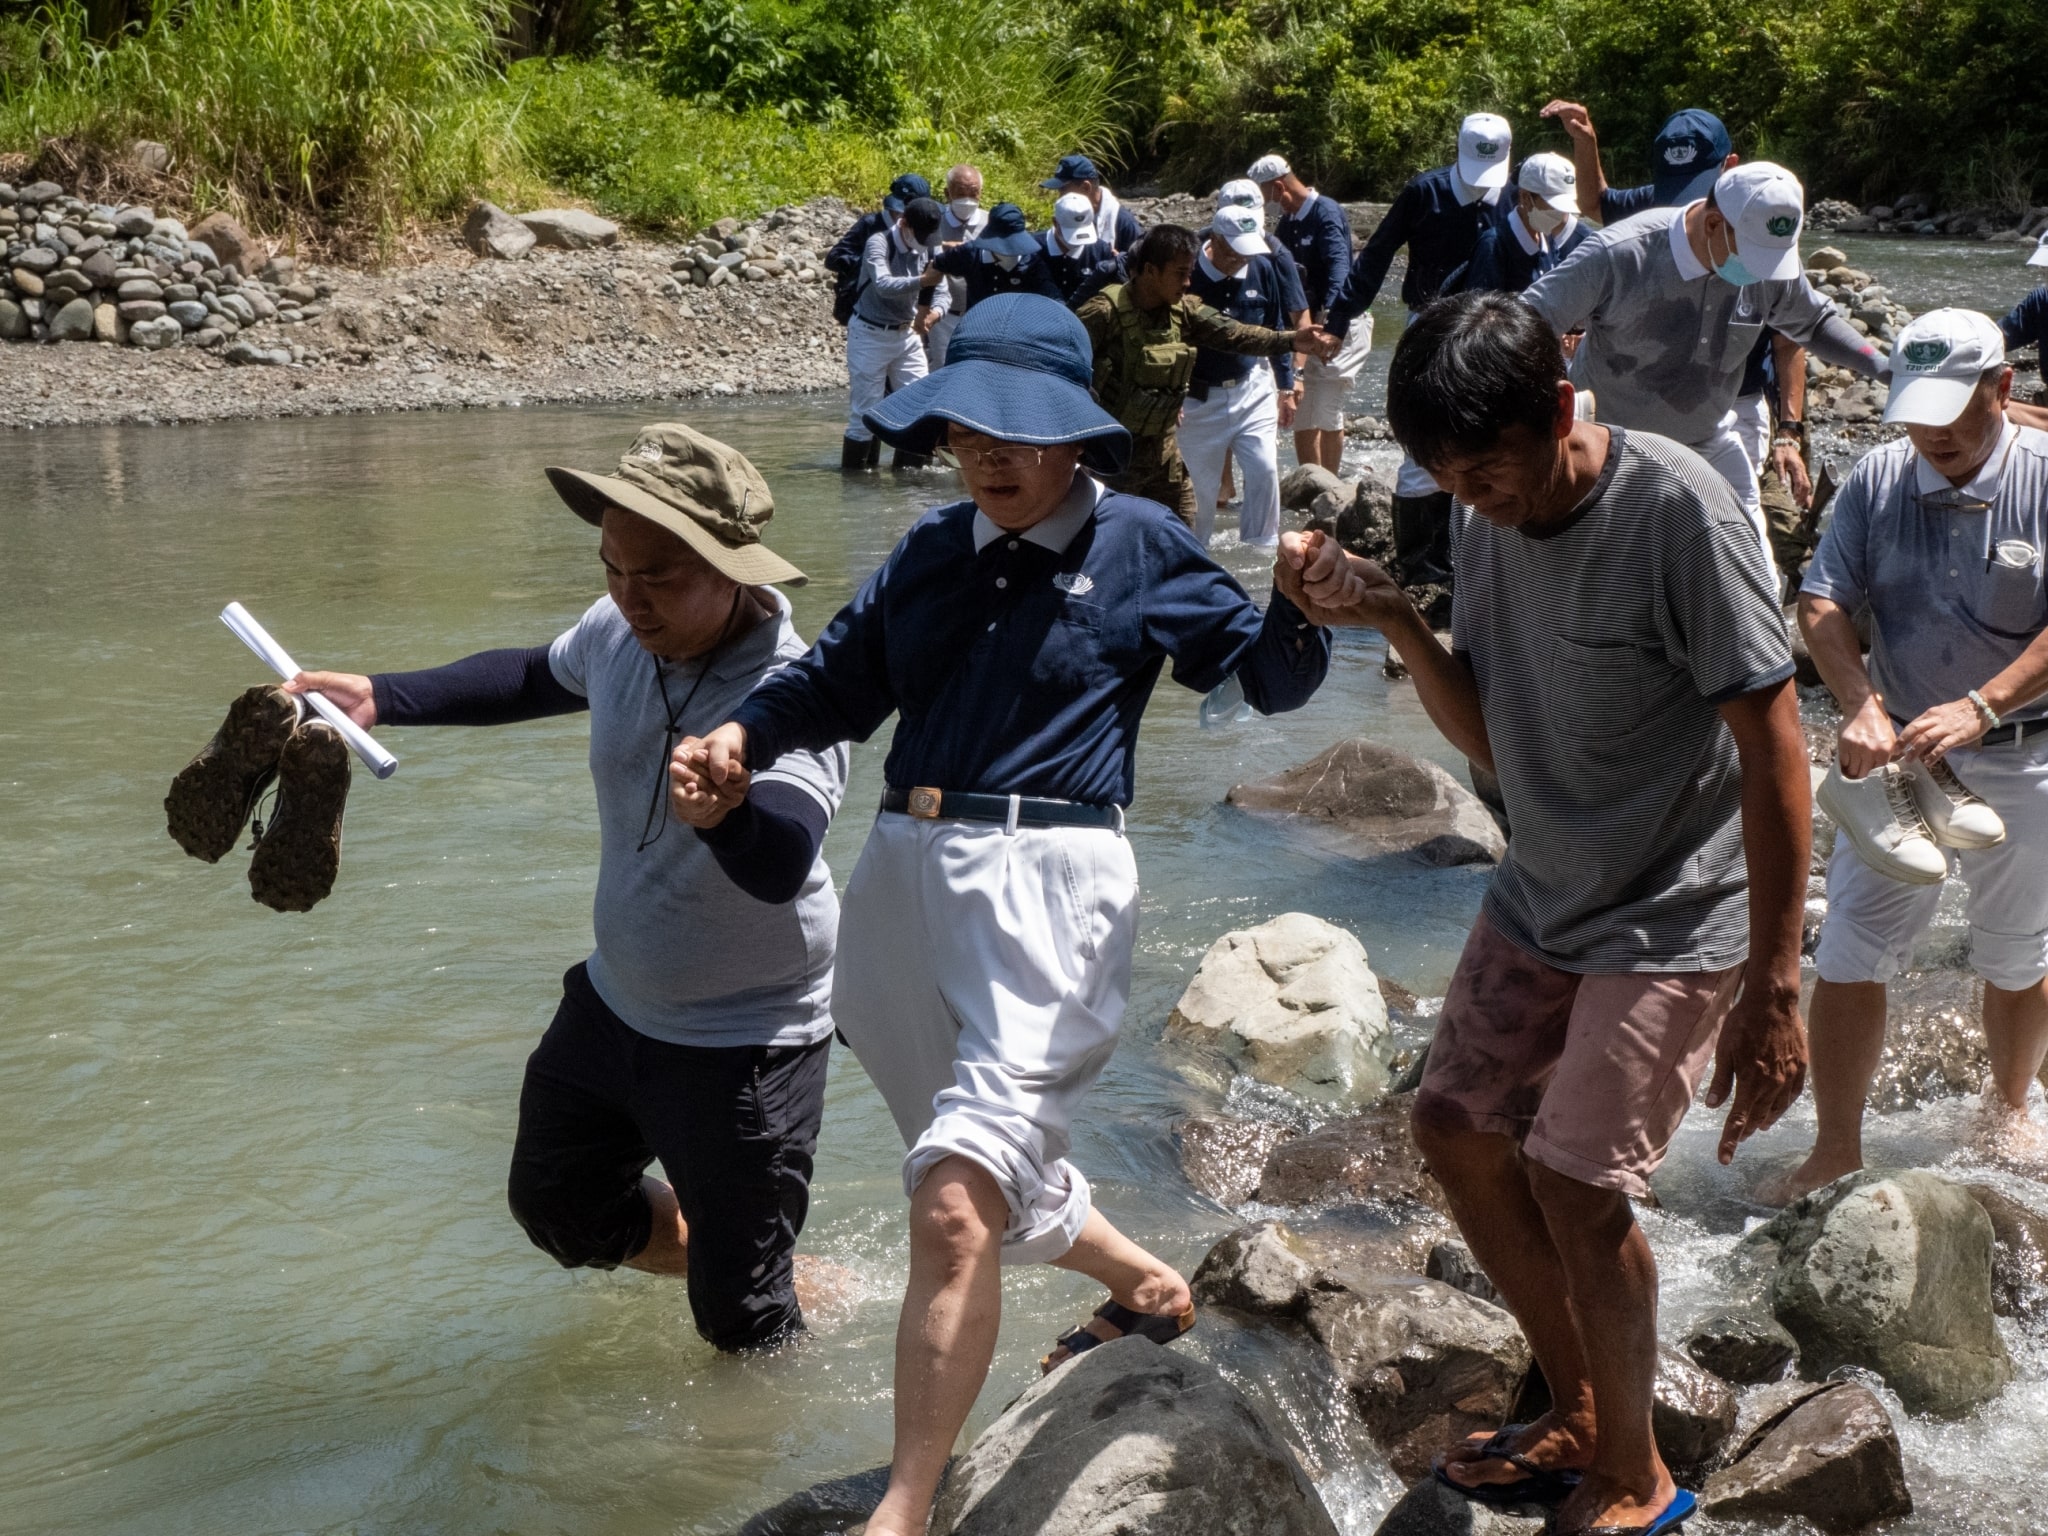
{"left": 1295, "top": 325, "right": 1342, "bottom": 362}
{"left": 668, "top": 722, "right": 752, "bottom": 829}
{"left": 1274, "top": 529, "right": 1411, "bottom": 629}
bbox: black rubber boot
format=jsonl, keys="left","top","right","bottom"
{"left": 1391, "top": 492, "right": 1455, "bottom": 587}
{"left": 865, "top": 436, "right": 882, "bottom": 469}
{"left": 891, "top": 447, "right": 934, "bottom": 471}
{"left": 841, "top": 436, "right": 872, "bottom": 473}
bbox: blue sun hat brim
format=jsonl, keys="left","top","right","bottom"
{"left": 966, "top": 228, "right": 1042, "bottom": 258}
{"left": 862, "top": 293, "right": 1131, "bottom": 474}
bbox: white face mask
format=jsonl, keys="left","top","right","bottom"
{"left": 1262, "top": 200, "right": 1283, "bottom": 227}
{"left": 1526, "top": 205, "right": 1569, "bottom": 237}
{"left": 993, "top": 252, "right": 1020, "bottom": 271}
{"left": 949, "top": 197, "right": 980, "bottom": 222}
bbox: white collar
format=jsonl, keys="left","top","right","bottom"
{"left": 1556, "top": 213, "right": 1579, "bottom": 247}
{"left": 1198, "top": 250, "right": 1227, "bottom": 282}
{"left": 1915, "top": 419, "right": 2020, "bottom": 499}
{"left": 1451, "top": 171, "right": 1501, "bottom": 208}
{"left": 1669, "top": 202, "right": 1710, "bottom": 281}
{"left": 890, "top": 222, "right": 914, "bottom": 258}
{"left": 1507, "top": 207, "right": 1542, "bottom": 255}
{"left": 1096, "top": 185, "right": 1123, "bottom": 231}
{"left": 1046, "top": 227, "right": 1068, "bottom": 258}
{"left": 972, "top": 472, "right": 1103, "bottom": 552}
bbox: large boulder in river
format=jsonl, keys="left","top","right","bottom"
{"left": 518, "top": 207, "right": 620, "bottom": 249}
{"left": 1683, "top": 1308, "right": 1797, "bottom": 1384}
{"left": 1165, "top": 914, "right": 1394, "bottom": 1105}
{"left": 1228, "top": 739, "right": 1506, "bottom": 867}
{"left": 734, "top": 1465, "right": 890, "bottom": 1535}
{"left": 1965, "top": 1182, "right": 2048, "bottom": 1318}
{"left": 1280, "top": 462, "right": 1344, "bottom": 510}
{"left": 1192, "top": 1216, "right": 1452, "bottom": 1320}
{"left": 1700, "top": 1379, "right": 1912, "bottom": 1533}
{"left": 1256, "top": 1097, "right": 1447, "bottom": 1214}
{"left": 1372, "top": 1476, "right": 1547, "bottom": 1534}
{"left": 1177, "top": 1114, "right": 1296, "bottom": 1205}
{"left": 928, "top": 1335, "right": 1341, "bottom": 1536}
{"left": 1651, "top": 1346, "right": 1737, "bottom": 1483}
{"left": 1750, "top": 1169, "right": 2013, "bottom": 1415}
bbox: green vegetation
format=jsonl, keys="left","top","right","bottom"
{"left": 0, "top": 0, "right": 2040, "bottom": 247}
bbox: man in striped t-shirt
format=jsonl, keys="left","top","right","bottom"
{"left": 1277, "top": 292, "right": 1811, "bottom": 1536}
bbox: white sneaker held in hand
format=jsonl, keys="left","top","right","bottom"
{"left": 1817, "top": 760, "right": 1949, "bottom": 885}
{"left": 1904, "top": 757, "right": 2006, "bottom": 849}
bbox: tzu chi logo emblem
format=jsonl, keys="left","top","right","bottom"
{"left": 1901, "top": 339, "right": 1953, "bottom": 370}
{"left": 1473, "top": 141, "right": 1502, "bottom": 158}
{"left": 1666, "top": 142, "right": 1698, "bottom": 166}
{"left": 1766, "top": 215, "right": 1797, "bottom": 237}
{"left": 1053, "top": 572, "right": 1096, "bottom": 596}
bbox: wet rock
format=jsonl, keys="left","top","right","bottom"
{"left": 1652, "top": 1347, "right": 1737, "bottom": 1482}
{"left": 462, "top": 199, "right": 535, "bottom": 261}
{"left": 1372, "top": 1477, "right": 1545, "bottom": 1534}
{"left": 1868, "top": 970, "right": 1986, "bottom": 1111}
{"left": 1165, "top": 913, "right": 1394, "bottom": 1105}
{"left": 1424, "top": 1240, "right": 1498, "bottom": 1306}
{"left": 1192, "top": 1218, "right": 1319, "bottom": 1315}
{"left": 732, "top": 1465, "right": 890, "bottom": 1536}
{"left": 1280, "top": 462, "right": 1345, "bottom": 510}
{"left": 1305, "top": 1276, "right": 1530, "bottom": 1481}
{"left": 518, "top": 208, "right": 620, "bottom": 250}
{"left": 929, "top": 1336, "right": 1342, "bottom": 1536}
{"left": 1752, "top": 1169, "right": 2013, "bottom": 1415}
{"left": 1257, "top": 1097, "right": 1445, "bottom": 1213}
{"left": 46, "top": 295, "right": 94, "bottom": 341}
{"left": 1683, "top": 1310, "right": 1797, "bottom": 1384}
{"left": 1700, "top": 1380, "right": 1911, "bottom": 1533}
{"left": 188, "top": 211, "right": 259, "bottom": 273}
{"left": 1964, "top": 1183, "right": 2048, "bottom": 1318}
{"left": 1177, "top": 1114, "right": 1295, "bottom": 1205}
{"left": 1228, "top": 739, "right": 1506, "bottom": 867}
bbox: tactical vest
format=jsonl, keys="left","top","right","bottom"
{"left": 1094, "top": 285, "right": 1199, "bottom": 438}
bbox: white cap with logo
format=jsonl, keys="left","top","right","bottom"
{"left": 1211, "top": 204, "right": 1271, "bottom": 256}
{"left": 1883, "top": 308, "right": 2007, "bottom": 427}
{"left": 2029, "top": 230, "right": 2048, "bottom": 268}
{"left": 1518, "top": 151, "right": 1579, "bottom": 213}
{"left": 1216, "top": 178, "right": 1263, "bottom": 211}
{"left": 1457, "top": 113, "right": 1512, "bottom": 191}
{"left": 1052, "top": 192, "right": 1100, "bottom": 248}
{"left": 1247, "top": 154, "right": 1291, "bottom": 186}
{"left": 1712, "top": 162, "right": 1806, "bottom": 282}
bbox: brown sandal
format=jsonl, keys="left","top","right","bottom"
{"left": 1040, "top": 1299, "right": 1196, "bottom": 1373}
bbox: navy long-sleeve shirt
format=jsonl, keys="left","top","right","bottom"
{"left": 1458, "top": 211, "right": 1592, "bottom": 296}
{"left": 2002, "top": 289, "right": 2048, "bottom": 354}
{"left": 930, "top": 244, "right": 1065, "bottom": 311}
{"left": 730, "top": 481, "right": 1330, "bottom": 807}
{"left": 1190, "top": 252, "right": 1297, "bottom": 390}
{"left": 825, "top": 210, "right": 891, "bottom": 276}
{"left": 1328, "top": 166, "right": 1504, "bottom": 334}
{"left": 1275, "top": 193, "right": 1353, "bottom": 317}
{"left": 1041, "top": 231, "right": 1125, "bottom": 308}
{"left": 370, "top": 645, "right": 827, "bottom": 904}
{"left": 1266, "top": 241, "right": 1309, "bottom": 317}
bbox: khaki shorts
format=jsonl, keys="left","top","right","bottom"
{"left": 1415, "top": 908, "right": 1740, "bottom": 1196}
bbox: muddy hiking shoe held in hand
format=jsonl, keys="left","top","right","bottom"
{"left": 164, "top": 685, "right": 302, "bottom": 862}
{"left": 248, "top": 718, "right": 351, "bottom": 912}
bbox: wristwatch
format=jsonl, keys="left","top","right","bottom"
{"left": 1773, "top": 418, "right": 1806, "bottom": 448}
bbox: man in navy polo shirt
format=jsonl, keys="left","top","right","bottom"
{"left": 1999, "top": 235, "right": 2048, "bottom": 431}
{"left": 1456, "top": 152, "right": 1591, "bottom": 296}
{"left": 1327, "top": 112, "right": 1514, "bottom": 591}
{"left": 1250, "top": 153, "right": 1358, "bottom": 474}
{"left": 1040, "top": 192, "right": 1126, "bottom": 308}
{"left": 673, "top": 294, "right": 1331, "bottom": 1536}
{"left": 1043, "top": 152, "right": 1144, "bottom": 252}
{"left": 927, "top": 202, "right": 1063, "bottom": 312}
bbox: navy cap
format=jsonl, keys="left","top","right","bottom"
{"left": 863, "top": 293, "right": 1131, "bottom": 474}
{"left": 966, "top": 202, "right": 1039, "bottom": 258}
{"left": 1650, "top": 110, "right": 1732, "bottom": 205}
{"left": 883, "top": 173, "right": 932, "bottom": 214}
{"left": 1040, "top": 153, "right": 1102, "bottom": 190}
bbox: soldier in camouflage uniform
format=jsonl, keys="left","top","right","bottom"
{"left": 1076, "top": 225, "right": 1334, "bottom": 528}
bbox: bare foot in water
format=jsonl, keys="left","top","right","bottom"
{"left": 793, "top": 1254, "right": 862, "bottom": 1327}
{"left": 1754, "top": 1145, "right": 1865, "bottom": 1206}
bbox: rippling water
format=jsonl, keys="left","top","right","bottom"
{"left": 5, "top": 245, "right": 2047, "bottom": 1535}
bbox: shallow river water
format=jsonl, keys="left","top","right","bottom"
{"left": 5, "top": 245, "right": 2047, "bottom": 1536}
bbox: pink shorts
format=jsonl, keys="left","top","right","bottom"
{"left": 1415, "top": 909, "right": 1741, "bottom": 1197}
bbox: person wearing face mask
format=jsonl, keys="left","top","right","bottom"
{"left": 1041, "top": 153, "right": 1144, "bottom": 252}
{"left": 927, "top": 202, "right": 1063, "bottom": 310}
{"left": 1212, "top": 178, "right": 1309, "bottom": 509}
{"left": 1453, "top": 153, "right": 1589, "bottom": 296}
{"left": 1522, "top": 162, "right": 1887, "bottom": 570}
{"left": 1249, "top": 154, "right": 1358, "bottom": 475}
{"left": 926, "top": 164, "right": 990, "bottom": 368}
{"left": 844, "top": 196, "right": 950, "bottom": 474}
{"left": 1040, "top": 193, "right": 1127, "bottom": 309}
{"left": 1767, "top": 308, "right": 2048, "bottom": 1204}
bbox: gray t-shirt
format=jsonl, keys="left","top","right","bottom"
{"left": 1522, "top": 206, "right": 1880, "bottom": 447}
{"left": 1801, "top": 421, "right": 2048, "bottom": 724}
{"left": 548, "top": 592, "right": 848, "bottom": 1047}
{"left": 1452, "top": 429, "right": 1794, "bottom": 972}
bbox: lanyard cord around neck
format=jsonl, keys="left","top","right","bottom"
{"left": 636, "top": 586, "right": 747, "bottom": 853}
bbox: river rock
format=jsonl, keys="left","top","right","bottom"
{"left": 1165, "top": 914, "right": 1393, "bottom": 1105}
{"left": 462, "top": 199, "right": 535, "bottom": 261}
{"left": 1228, "top": 739, "right": 1506, "bottom": 866}
{"left": 188, "top": 211, "right": 259, "bottom": 272}
{"left": 1372, "top": 1476, "right": 1547, "bottom": 1534}
{"left": 223, "top": 339, "right": 291, "bottom": 366}
{"left": 91, "top": 302, "right": 117, "bottom": 342}
{"left": 1700, "top": 1380, "right": 1911, "bottom": 1533}
{"left": 1424, "top": 1240, "right": 1498, "bottom": 1306}
{"left": 167, "top": 299, "right": 208, "bottom": 330}
{"left": 11, "top": 267, "right": 45, "bottom": 296}
{"left": 1683, "top": 1309, "right": 1797, "bottom": 1384}
{"left": 128, "top": 315, "right": 180, "bottom": 349}
{"left": 1177, "top": 1114, "right": 1295, "bottom": 1205}
{"left": 14, "top": 245, "right": 59, "bottom": 274}
{"left": 1192, "top": 1218, "right": 1319, "bottom": 1315}
{"left": 18, "top": 179, "right": 62, "bottom": 203}
{"left": 1280, "top": 462, "right": 1345, "bottom": 510}
{"left": 1868, "top": 970, "right": 1986, "bottom": 1110}
{"left": 46, "top": 295, "right": 94, "bottom": 341}
{"left": 117, "top": 278, "right": 163, "bottom": 302}
{"left": 733, "top": 1465, "right": 891, "bottom": 1536}
{"left": 80, "top": 248, "right": 119, "bottom": 286}
{"left": 1752, "top": 1169, "right": 2013, "bottom": 1415}
{"left": 117, "top": 299, "right": 166, "bottom": 323}
{"left": 1257, "top": 1098, "right": 1446, "bottom": 1213}
{"left": 1651, "top": 1347, "right": 1737, "bottom": 1481}
{"left": 518, "top": 207, "right": 620, "bottom": 249}
{"left": 112, "top": 205, "right": 155, "bottom": 237}
{"left": 1964, "top": 1183, "right": 2048, "bottom": 1318}
{"left": 928, "top": 1335, "right": 1341, "bottom": 1536}
{"left": 1305, "top": 1276, "right": 1530, "bottom": 1480}
{"left": 0, "top": 301, "right": 22, "bottom": 341}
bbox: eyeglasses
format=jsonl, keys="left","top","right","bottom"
{"left": 934, "top": 444, "right": 1054, "bottom": 472}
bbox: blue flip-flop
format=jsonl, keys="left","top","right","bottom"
{"left": 1434, "top": 1423, "right": 1584, "bottom": 1507}
{"left": 1550, "top": 1487, "right": 1697, "bottom": 1535}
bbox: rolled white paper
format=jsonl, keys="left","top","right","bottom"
{"left": 219, "top": 602, "right": 399, "bottom": 779}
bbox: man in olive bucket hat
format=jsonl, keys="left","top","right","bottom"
{"left": 671, "top": 293, "right": 1334, "bottom": 1536}
{"left": 286, "top": 424, "right": 850, "bottom": 1352}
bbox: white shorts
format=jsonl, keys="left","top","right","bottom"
{"left": 1296, "top": 314, "right": 1373, "bottom": 433}
{"left": 832, "top": 812, "right": 1140, "bottom": 1264}
{"left": 846, "top": 317, "right": 927, "bottom": 441}
{"left": 1814, "top": 741, "right": 2048, "bottom": 990}
{"left": 1179, "top": 368, "right": 1280, "bottom": 546}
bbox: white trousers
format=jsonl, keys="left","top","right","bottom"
{"left": 1180, "top": 369, "right": 1281, "bottom": 546}
{"left": 845, "top": 317, "right": 927, "bottom": 442}
{"left": 1298, "top": 314, "right": 1374, "bottom": 433}
{"left": 1687, "top": 412, "right": 1776, "bottom": 581}
{"left": 1815, "top": 741, "right": 2048, "bottom": 990}
{"left": 925, "top": 307, "right": 961, "bottom": 370}
{"left": 832, "top": 812, "right": 1140, "bottom": 1264}
{"left": 1731, "top": 391, "right": 1772, "bottom": 477}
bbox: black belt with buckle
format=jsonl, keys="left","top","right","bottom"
{"left": 1981, "top": 717, "right": 2046, "bottom": 748}
{"left": 881, "top": 785, "right": 1122, "bottom": 830}
{"left": 856, "top": 316, "right": 908, "bottom": 331}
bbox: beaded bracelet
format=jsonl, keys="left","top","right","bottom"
{"left": 1969, "top": 689, "right": 2002, "bottom": 730}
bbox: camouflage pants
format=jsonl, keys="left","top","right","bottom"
{"left": 1761, "top": 457, "right": 1819, "bottom": 596}
{"left": 1104, "top": 433, "right": 1198, "bottom": 528}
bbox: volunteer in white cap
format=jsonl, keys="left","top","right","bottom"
{"left": 1180, "top": 205, "right": 1300, "bottom": 545}
{"left": 1322, "top": 111, "right": 1515, "bottom": 602}
{"left": 1996, "top": 237, "right": 2048, "bottom": 432}
{"left": 1250, "top": 152, "right": 1362, "bottom": 473}
{"left": 1523, "top": 161, "right": 1887, "bottom": 568}
{"left": 1454, "top": 151, "right": 1590, "bottom": 296}
{"left": 1041, "top": 191, "right": 1124, "bottom": 308}
{"left": 1769, "top": 306, "right": 2048, "bottom": 1204}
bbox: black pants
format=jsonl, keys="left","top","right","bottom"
{"left": 507, "top": 964, "right": 831, "bottom": 1351}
